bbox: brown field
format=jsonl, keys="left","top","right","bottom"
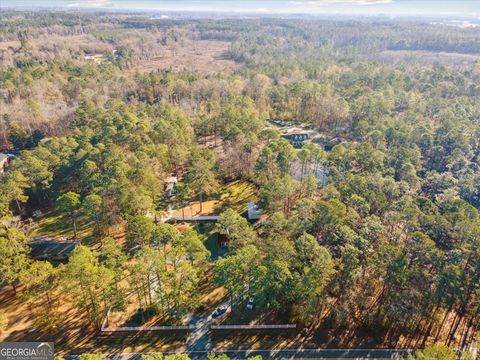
{"left": 0, "top": 30, "right": 238, "bottom": 74}
{"left": 372, "top": 49, "right": 480, "bottom": 65}
{"left": 129, "top": 39, "right": 238, "bottom": 74}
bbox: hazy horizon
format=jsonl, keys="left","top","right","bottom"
{"left": 2, "top": 0, "right": 480, "bottom": 17}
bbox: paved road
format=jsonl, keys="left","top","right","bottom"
{"left": 67, "top": 348, "right": 412, "bottom": 360}
{"left": 185, "top": 314, "right": 212, "bottom": 352}
{"left": 176, "top": 348, "right": 410, "bottom": 359}
{"left": 184, "top": 301, "right": 232, "bottom": 352}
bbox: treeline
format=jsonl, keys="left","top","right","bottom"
{"left": 197, "top": 19, "right": 480, "bottom": 59}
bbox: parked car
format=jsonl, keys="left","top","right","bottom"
{"left": 212, "top": 305, "right": 228, "bottom": 318}
{"left": 246, "top": 297, "right": 255, "bottom": 310}
{"left": 129, "top": 244, "right": 142, "bottom": 255}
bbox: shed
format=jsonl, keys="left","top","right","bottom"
{"left": 248, "top": 202, "right": 261, "bottom": 220}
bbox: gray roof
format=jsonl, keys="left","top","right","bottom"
{"left": 28, "top": 239, "right": 79, "bottom": 261}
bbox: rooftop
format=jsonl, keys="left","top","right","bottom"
{"left": 28, "top": 238, "right": 79, "bottom": 261}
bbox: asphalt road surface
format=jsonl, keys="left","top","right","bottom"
{"left": 66, "top": 348, "right": 412, "bottom": 359}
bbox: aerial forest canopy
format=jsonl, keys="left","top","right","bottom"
{"left": 0, "top": 11, "right": 480, "bottom": 353}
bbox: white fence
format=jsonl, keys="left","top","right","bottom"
{"left": 101, "top": 325, "right": 191, "bottom": 332}
{"left": 210, "top": 324, "right": 296, "bottom": 330}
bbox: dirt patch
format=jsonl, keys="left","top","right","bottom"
{"left": 0, "top": 40, "right": 21, "bottom": 51}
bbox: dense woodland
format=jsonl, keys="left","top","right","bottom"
{"left": 1, "top": 11, "right": 480, "bottom": 354}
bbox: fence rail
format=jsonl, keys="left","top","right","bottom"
{"left": 211, "top": 324, "right": 296, "bottom": 330}
{"left": 101, "top": 325, "right": 191, "bottom": 332}
{"left": 169, "top": 216, "right": 219, "bottom": 222}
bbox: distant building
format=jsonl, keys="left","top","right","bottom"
{"left": 281, "top": 133, "right": 308, "bottom": 148}
{"left": 0, "top": 154, "right": 9, "bottom": 174}
{"left": 28, "top": 238, "right": 79, "bottom": 262}
{"left": 247, "top": 202, "right": 261, "bottom": 220}
{"left": 323, "top": 137, "right": 346, "bottom": 152}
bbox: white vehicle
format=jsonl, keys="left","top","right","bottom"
{"left": 212, "top": 305, "right": 228, "bottom": 318}
{"left": 246, "top": 297, "right": 255, "bottom": 310}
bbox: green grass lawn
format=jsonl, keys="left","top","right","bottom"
{"left": 216, "top": 179, "right": 258, "bottom": 214}
{"left": 173, "top": 179, "right": 258, "bottom": 217}
{"left": 30, "top": 210, "right": 93, "bottom": 242}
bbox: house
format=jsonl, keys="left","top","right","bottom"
{"left": 247, "top": 202, "right": 261, "bottom": 220}
{"left": 0, "top": 154, "right": 9, "bottom": 174}
{"left": 28, "top": 238, "right": 79, "bottom": 262}
{"left": 281, "top": 133, "right": 309, "bottom": 148}
{"left": 323, "top": 137, "right": 346, "bottom": 151}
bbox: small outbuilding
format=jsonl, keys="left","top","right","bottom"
{"left": 247, "top": 202, "right": 261, "bottom": 221}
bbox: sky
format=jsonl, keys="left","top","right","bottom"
{"left": 2, "top": 0, "right": 480, "bottom": 17}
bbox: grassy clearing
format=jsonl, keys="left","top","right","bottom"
{"left": 30, "top": 211, "right": 93, "bottom": 241}
{"left": 173, "top": 179, "right": 257, "bottom": 218}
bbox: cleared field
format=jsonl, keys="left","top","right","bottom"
{"left": 129, "top": 39, "right": 238, "bottom": 74}
{"left": 372, "top": 49, "right": 480, "bottom": 64}
{"left": 0, "top": 30, "right": 238, "bottom": 74}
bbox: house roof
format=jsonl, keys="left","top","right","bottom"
{"left": 281, "top": 133, "right": 308, "bottom": 140}
{"left": 28, "top": 239, "right": 79, "bottom": 260}
{"left": 248, "top": 202, "right": 261, "bottom": 219}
